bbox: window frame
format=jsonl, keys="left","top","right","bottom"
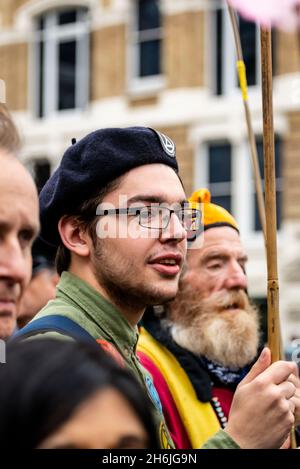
{"left": 33, "top": 7, "right": 90, "bottom": 118}
{"left": 196, "top": 138, "right": 282, "bottom": 238}
{"left": 207, "top": 141, "right": 233, "bottom": 214}
{"left": 211, "top": 0, "right": 260, "bottom": 96}
{"left": 128, "top": 0, "right": 165, "bottom": 96}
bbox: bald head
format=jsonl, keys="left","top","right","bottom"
{"left": 0, "top": 153, "right": 40, "bottom": 339}
{"left": 0, "top": 152, "right": 38, "bottom": 202}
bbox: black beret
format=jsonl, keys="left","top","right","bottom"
{"left": 39, "top": 126, "right": 178, "bottom": 247}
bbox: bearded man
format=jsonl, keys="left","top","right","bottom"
{"left": 138, "top": 188, "right": 272, "bottom": 448}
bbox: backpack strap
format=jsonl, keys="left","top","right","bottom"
{"left": 12, "top": 315, "right": 126, "bottom": 367}
{"left": 12, "top": 315, "right": 95, "bottom": 344}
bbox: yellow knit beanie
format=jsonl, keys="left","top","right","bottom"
{"left": 189, "top": 188, "right": 239, "bottom": 231}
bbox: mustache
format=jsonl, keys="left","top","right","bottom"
{"left": 167, "top": 285, "right": 255, "bottom": 328}
{"left": 208, "top": 289, "right": 249, "bottom": 312}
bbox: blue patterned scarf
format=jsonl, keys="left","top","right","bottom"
{"left": 200, "top": 356, "right": 249, "bottom": 387}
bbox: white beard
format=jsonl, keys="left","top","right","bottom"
{"left": 168, "top": 289, "right": 260, "bottom": 369}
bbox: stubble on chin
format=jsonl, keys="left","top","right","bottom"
{"left": 92, "top": 241, "right": 180, "bottom": 309}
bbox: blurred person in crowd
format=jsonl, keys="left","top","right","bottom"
{"left": 138, "top": 189, "right": 300, "bottom": 448}
{"left": 0, "top": 103, "right": 21, "bottom": 153}
{"left": 0, "top": 104, "right": 39, "bottom": 339}
{"left": 17, "top": 239, "right": 59, "bottom": 329}
{"left": 0, "top": 338, "right": 159, "bottom": 449}
{"left": 15, "top": 128, "right": 299, "bottom": 449}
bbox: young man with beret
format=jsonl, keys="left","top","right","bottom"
{"left": 16, "top": 127, "right": 299, "bottom": 449}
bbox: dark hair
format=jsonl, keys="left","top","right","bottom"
{"left": 32, "top": 237, "right": 56, "bottom": 277}
{"left": 0, "top": 103, "right": 21, "bottom": 154}
{"left": 55, "top": 177, "right": 122, "bottom": 275}
{"left": 0, "top": 339, "right": 159, "bottom": 449}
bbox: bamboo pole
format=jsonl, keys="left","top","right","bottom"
{"left": 260, "top": 33, "right": 295, "bottom": 445}
{"left": 226, "top": 5, "right": 293, "bottom": 448}
{"left": 260, "top": 28, "right": 296, "bottom": 450}
{"left": 227, "top": 5, "right": 267, "bottom": 247}
{"left": 228, "top": 3, "right": 284, "bottom": 361}
{"left": 260, "top": 28, "right": 281, "bottom": 363}
{"left": 262, "top": 23, "right": 298, "bottom": 449}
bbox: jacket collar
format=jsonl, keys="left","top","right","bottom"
{"left": 57, "top": 272, "right": 139, "bottom": 351}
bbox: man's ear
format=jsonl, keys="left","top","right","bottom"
{"left": 58, "top": 216, "right": 90, "bottom": 258}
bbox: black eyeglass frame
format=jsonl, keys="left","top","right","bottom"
{"left": 96, "top": 205, "right": 202, "bottom": 231}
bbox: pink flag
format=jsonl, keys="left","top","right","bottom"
{"left": 228, "top": 0, "right": 300, "bottom": 31}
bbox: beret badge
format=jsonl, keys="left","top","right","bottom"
{"left": 153, "top": 130, "right": 176, "bottom": 158}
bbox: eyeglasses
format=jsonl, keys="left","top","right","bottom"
{"left": 96, "top": 205, "right": 202, "bottom": 231}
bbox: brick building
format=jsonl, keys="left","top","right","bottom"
{"left": 1, "top": 0, "right": 300, "bottom": 344}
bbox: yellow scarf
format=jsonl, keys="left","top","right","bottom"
{"left": 138, "top": 327, "right": 221, "bottom": 448}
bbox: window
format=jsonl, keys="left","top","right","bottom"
{"left": 35, "top": 7, "right": 89, "bottom": 118}
{"left": 198, "top": 137, "right": 282, "bottom": 236}
{"left": 133, "top": 0, "right": 162, "bottom": 79}
{"left": 253, "top": 137, "right": 282, "bottom": 231}
{"left": 208, "top": 142, "right": 232, "bottom": 213}
{"left": 213, "top": 2, "right": 259, "bottom": 95}
{"left": 215, "top": 8, "right": 223, "bottom": 96}
{"left": 239, "top": 16, "right": 257, "bottom": 87}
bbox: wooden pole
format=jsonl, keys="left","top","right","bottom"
{"left": 260, "top": 28, "right": 281, "bottom": 362}
{"left": 261, "top": 26, "right": 296, "bottom": 448}
{"left": 228, "top": 5, "right": 283, "bottom": 360}
{"left": 226, "top": 5, "right": 293, "bottom": 448}
{"left": 227, "top": 5, "right": 267, "bottom": 247}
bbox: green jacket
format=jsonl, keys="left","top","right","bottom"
{"left": 30, "top": 271, "right": 238, "bottom": 450}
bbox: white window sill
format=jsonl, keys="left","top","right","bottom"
{"left": 127, "top": 75, "right": 166, "bottom": 99}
